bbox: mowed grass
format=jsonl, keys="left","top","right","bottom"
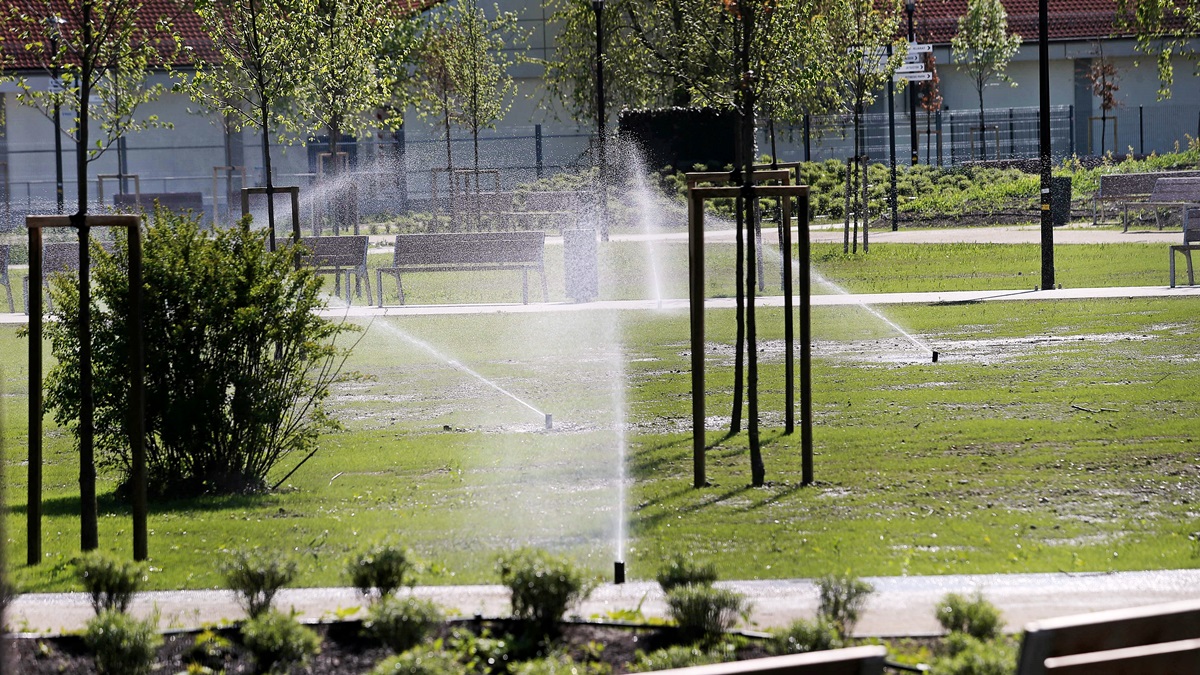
{"left": 2, "top": 238, "right": 1199, "bottom": 594}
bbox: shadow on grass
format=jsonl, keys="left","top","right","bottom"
{"left": 8, "top": 490, "right": 273, "bottom": 518}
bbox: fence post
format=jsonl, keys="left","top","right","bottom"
{"left": 935, "top": 109, "right": 943, "bottom": 166}
{"left": 535, "top": 124, "right": 544, "bottom": 180}
{"left": 949, "top": 107, "right": 956, "bottom": 165}
{"left": 1068, "top": 105, "right": 1075, "bottom": 157}
{"left": 803, "top": 114, "right": 811, "bottom": 162}
{"left": 1009, "top": 108, "right": 1015, "bottom": 158}
{"left": 1139, "top": 105, "right": 1144, "bottom": 156}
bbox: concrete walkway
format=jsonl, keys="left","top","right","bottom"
{"left": 8, "top": 568, "right": 1200, "bottom": 638}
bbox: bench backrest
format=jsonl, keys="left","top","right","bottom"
{"left": 1149, "top": 177, "right": 1200, "bottom": 202}
{"left": 114, "top": 192, "right": 205, "bottom": 215}
{"left": 1016, "top": 598, "right": 1200, "bottom": 675}
{"left": 457, "top": 191, "right": 515, "bottom": 214}
{"left": 641, "top": 647, "right": 887, "bottom": 675}
{"left": 391, "top": 232, "right": 545, "bottom": 267}
{"left": 0, "top": 243, "right": 9, "bottom": 282}
{"left": 1187, "top": 206, "right": 1200, "bottom": 243}
{"left": 299, "top": 235, "right": 368, "bottom": 270}
{"left": 1098, "top": 171, "right": 1200, "bottom": 197}
{"left": 43, "top": 241, "right": 82, "bottom": 275}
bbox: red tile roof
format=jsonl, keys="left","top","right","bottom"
{"left": 1, "top": 0, "right": 437, "bottom": 71}
{"left": 913, "top": 0, "right": 1137, "bottom": 45}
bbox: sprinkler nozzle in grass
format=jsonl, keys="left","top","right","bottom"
{"left": 545, "top": 413, "right": 553, "bottom": 430}
{"left": 932, "top": 351, "right": 939, "bottom": 363}
{"left": 614, "top": 561, "right": 625, "bottom": 584}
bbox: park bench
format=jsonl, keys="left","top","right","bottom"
{"left": 0, "top": 243, "right": 14, "bottom": 312}
{"left": 1091, "top": 170, "right": 1200, "bottom": 226}
{"left": 1122, "top": 176, "right": 1200, "bottom": 232}
{"left": 22, "top": 240, "right": 112, "bottom": 314}
{"left": 297, "top": 235, "right": 372, "bottom": 306}
{"left": 375, "top": 231, "right": 548, "bottom": 306}
{"left": 1169, "top": 203, "right": 1200, "bottom": 287}
{"left": 114, "top": 192, "right": 206, "bottom": 222}
{"left": 644, "top": 646, "right": 887, "bottom": 675}
{"left": 1015, "top": 597, "right": 1200, "bottom": 675}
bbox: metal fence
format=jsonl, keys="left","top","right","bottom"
{"left": 3, "top": 103, "right": 1198, "bottom": 232}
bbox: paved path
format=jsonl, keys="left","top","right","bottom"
{"left": 8, "top": 569, "right": 1200, "bottom": 637}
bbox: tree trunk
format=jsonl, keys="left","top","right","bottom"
{"left": 740, "top": 7, "right": 763, "bottom": 487}
{"left": 978, "top": 88, "right": 987, "bottom": 161}
{"left": 77, "top": 0, "right": 98, "bottom": 552}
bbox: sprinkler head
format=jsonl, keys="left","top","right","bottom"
{"left": 931, "top": 350, "right": 939, "bottom": 363}
{"left": 614, "top": 561, "right": 625, "bottom": 585}
{"left": 545, "top": 413, "right": 553, "bottom": 430}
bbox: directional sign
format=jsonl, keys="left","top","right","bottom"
{"left": 895, "top": 63, "right": 926, "bottom": 73}
{"left": 908, "top": 42, "right": 932, "bottom": 53}
{"left": 894, "top": 71, "right": 933, "bottom": 81}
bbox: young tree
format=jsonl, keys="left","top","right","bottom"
{"left": 6, "top": 0, "right": 180, "bottom": 553}
{"left": 43, "top": 210, "right": 355, "bottom": 499}
{"left": 293, "top": 0, "right": 419, "bottom": 231}
{"left": 917, "top": 51, "right": 943, "bottom": 164}
{"left": 185, "top": 0, "right": 313, "bottom": 249}
{"left": 1088, "top": 41, "right": 1120, "bottom": 155}
{"left": 1115, "top": 0, "right": 1200, "bottom": 100}
{"left": 951, "top": 0, "right": 1021, "bottom": 161}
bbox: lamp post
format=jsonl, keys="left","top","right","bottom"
{"left": 906, "top": 0, "right": 918, "bottom": 166}
{"left": 592, "top": 0, "right": 608, "bottom": 241}
{"left": 47, "top": 15, "right": 66, "bottom": 214}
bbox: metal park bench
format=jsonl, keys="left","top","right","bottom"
{"left": 114, "top": 192, "right": 206, "bottom": 222}
{"left": 375, "top": 231, "right": 548, "bottom": 306}
{"left": 1091, "top": 170, "right": 1200, "bottom": 226}
{"left": 1169, "top": 204, "right": 1200, "bottom": 287}
{"left": 1016, "top": 598, "right": 1200, "bottom": 675}
{"left": 1122, "top": 176, "right": 1200, "bottom": 232}
{"left": 298, "top": 235, "right": 372, "bottom": 305}
{"left": 643, "top": 647, "right": 887, "bottom": 675}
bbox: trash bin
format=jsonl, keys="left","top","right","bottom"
{"left": 563, "top": 228, "right": 598, "bottom": 302}
{"left": 1051, "top": 176, "right": 1072, "bottom": 226}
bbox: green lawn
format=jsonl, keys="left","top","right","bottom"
{"left": 3, "top": 240, "right": 1198, "bottom": 593}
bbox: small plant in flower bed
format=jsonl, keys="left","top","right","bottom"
{"left": 222, "top": 548, "right": 298, "bottom": 618}
{"left": 929, "top": 632, "right": 1018, "bottom": 675}
{"left": 935, "top": 591, "right": 1003, "bottom": 640}
{"left": 498, "top": 548, "right": 596, "bottom": 637}
{"left": 83, "top": 609, "right": 162, "bottom": 675}
{"left": 816, "top": 572, "right": 874, "bottom": 637}
{"left": 350, "top": 541, "right": 419, "bottom": 600}
{"left": 664, "top": 585, "right": 751, "bottom": 643}
{"left": 371, "top": 643, "right": 466, "bottom": 675}
{"left": 75, "top": 550, "right": 146, "bottom": 615}
{"left": 239, "top": 609, "right": 322, "bottom": 673}
{"left": 365, "top": 595, "right": 445, "bottom": 653}
{"left": 769, "top": 617, "right": 843, "bottom": 655}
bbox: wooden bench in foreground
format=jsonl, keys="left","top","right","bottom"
{"left": 298, "top": 235, "right": 372, "bottom": 305}
{"left": 375, "top": 231, "right": 548, "bottom": 306}
{"left": 644, "top": 647, "right": 887, "bottom": 675}
{"left": 1122, "top": 176, "right": 1200, "bottom": 232}
{"left": 1016, "top": 597, "right": 1200, "bottom": 675}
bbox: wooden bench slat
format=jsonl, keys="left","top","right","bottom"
{"left": 376, "top": 232, "right": 548, "bottom": 306}
{"left": 1043, "top": 637, "right": 1200, "bottom": 675}
{"left": 637, "top": 647, "right": 888, "bottom": 675}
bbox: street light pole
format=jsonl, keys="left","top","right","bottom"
{"left": 906, "top": 0, "right": 918, "bottom": 167}
{"left": 48, "top": 16, "right": 65, "bottom": 214}
{"left": 592, "top": 0, "right": 608, "bottom": 241}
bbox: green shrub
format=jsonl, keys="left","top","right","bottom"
{"left": 627, "top": 645, "right": 726, "bottom": 672}
{"left": 655, "top": 553, "right": 718, "bottom": 593}
{"left": 665, "top": 585, "right": 750, "bottom": 642}
{"left": 770, "top": 617, "right": 843, "bottom": 655}
{"left": 935, "top": 592, "right": 1003, "bottom": 640}
{"left": 83, "top": 609, "right": 162, "bottom": 675}
{"left": 75, "top": 550, "right": 146, "bottom": 615}
{"left": 365, "top": 595, "right": 444, "bottom": 653}
{"left": 350, "top": 542, "right": 418, "bottom": 600}
{"left": 446, "top": 627, "right": 515, "bottom": 674}
{"left": 239, "top": 610, "right": 321, "bottom": 673}
{"left": 816, "top": 573, "right": 874, "bottom": 637}
{"left": 931, "top": 633, "right": 1017, "bottom": 675}
{"left": 186, "top": 627, "right": 234, "bottom": 672}
{"left": 42, "top": 210, "right": 353, "bottom": 499}
{"left": 222, "top": 549, "right": 297, "bottom": 618}
{"left": 372, "top": 644, "right": 466, "bottom": 675}
{"left": 511, "top": 652, "right": 611, "bottom": 675}
{"left": 497, "top": 548, "right": 594, "bottom": 634}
